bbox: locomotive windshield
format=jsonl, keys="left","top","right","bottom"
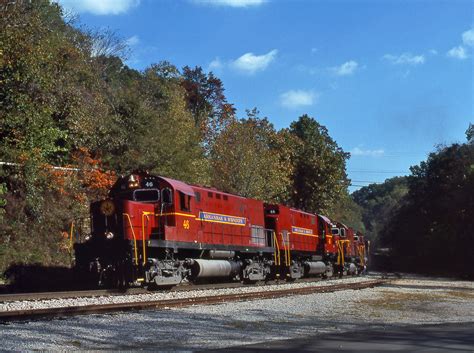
{"left": 133, "top": 189, "right": 160, "bottom": 202}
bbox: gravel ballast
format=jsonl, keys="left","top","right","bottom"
{"left": 0, "top": 275, "right": 472, "bottom": 351}
{"left": 0, "top": 276, "right": 374, "bottom": 312}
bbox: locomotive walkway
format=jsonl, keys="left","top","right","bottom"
{"left": 0, "top": 278, "right": 387, "bottom": 321}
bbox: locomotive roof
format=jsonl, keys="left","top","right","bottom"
{"left": 159, "top": 176, "right": 195, "bottom": 196}
{"left": 318, "top": 214, "right": 334, "bottom": 225}
{"left": 289, "top": 207, "right": 315, "bottom": 216}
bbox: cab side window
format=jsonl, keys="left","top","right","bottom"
{"left": 179, "top": 192, "right": 191, "bottom": 211}
{"left": 161, "top": 188, "right": 173, "bottom": 204}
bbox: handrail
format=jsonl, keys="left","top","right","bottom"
{"left": 336, "top": 240, "right": 344, "bottom": 267}
{"left": 336, "top": 239, "right": 350, "bottom": 267}
{"left": 69, "top": 221, "right": 75, "bottom": 253}
{"left": 358, "top": 244, "right": 366, "bottom": 266}
{"left": 141, "top": 212, "right": 154, "bottom": 266}
{"left": 280, "top": 232, "right": 291, "bottom": 267}
{"left": 280, "top": 232, "right": 286, "bottom": 266}
{"left": 287, "top": 232, "right": 291, "bottom": 266}
{"left": 272, "top": 231, "right": 280, "bottom": 266}
{"left": 123, "top": 213, "right": 138, "bottom": 266}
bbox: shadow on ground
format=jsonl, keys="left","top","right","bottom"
{"left": 213, "top": 322, "right": 474, "bottom": 352}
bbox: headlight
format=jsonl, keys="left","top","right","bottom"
{"left": 100, "top": 199, "right": 115, "bottom": 216}
{"left": 128, "top": 174, "right": 140, "bottom": 188}
{"left": 106, "top": 231, "right": 114, "bottom": 240}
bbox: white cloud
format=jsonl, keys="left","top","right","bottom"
{"left": 445, "top": 27, "right": 473, "bottom": 61}
{"left": 462, "top": 28, "right": 474, "bottom": 47}
{"left": 57, "top": 0, "right": 140, "bottom": 15}
{"left": 350, "top": 147, "right": 385, "bottom": 157}
{"left": 191, "top": 0, "right": 266, "bottom": 7}
{"left": 125, "top": 35, "right": 140, "bottom": 46}
{"left": 429, "top": 49, "right": 438, "bottom": 55}
{"left": 331, "top": 60, "right": 359, "bottom": 76}
{"left": 280, "top": 90, "right": 317, "bottom": 109}
{"left": 230, "top": 49, "right": 277, "bottom": 74}
{"left": 383, "top": 53, "right": 425, "bottom": 65}
{"left": 447, "top": 46, "right": 468, "bottom": 60}
{"left": 208, "top": 57, "right": 224, "bottom": 71}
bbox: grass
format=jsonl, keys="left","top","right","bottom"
{"left": 359, "top": 289, "right": 473, "bottom": 312}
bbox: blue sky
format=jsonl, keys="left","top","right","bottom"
{"left": 59, "top": 0, "right": 473, "bottom": 191}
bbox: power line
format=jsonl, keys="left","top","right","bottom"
{"left": 0, "top": 161, "right": 80, "bottom": 171}
{"left": 0, "top": 161, "right": 397, "bottom": 186}
{"left": 351, "top": 180, "right": 383, "bottom": 184}
{"left": 348, "top": 170, "right": 407, "bottom": 174}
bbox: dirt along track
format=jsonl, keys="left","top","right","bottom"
{"left": 0, "top": 277, "right": 388, "bottom": 321}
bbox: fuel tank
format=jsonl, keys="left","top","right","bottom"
{"left": 191, "top": 259, "right": 241, "bottom": 278}
{"left": 304, "top": 261, "right": 327, "bottom": 275}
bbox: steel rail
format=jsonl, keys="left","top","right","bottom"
{"left": 0, "top": 279, "right": 388, "bottom": 322}
{"left": 0, "top": 276, "right": 335, "bottom": 302}
{"left": 0, "top": 288, "right": 148, "bottom": 302}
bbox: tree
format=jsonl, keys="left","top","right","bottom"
{"left": 379, "top": 142, "right": 474, "bottom": 277}
{"left": 288, "top": 115, "right": 350, "bottom": 214}
{"left": 181, "top": 66, "right": 235, "bottom": 150}
{"left": 466, "top": 123, "right": 473, "bottom": 144}
{"left": 109, "top": 63, "right": 210, "bottom": 184}
{"left": 210, "top": 109, "right": 292, "bottom": 201}
{"left": 352, "top": 177, "right": 408, "bottom": 244}
{"left": 0, "top": 0, "right": 112, "bottom": 215}
{"left": 330, "top": 193, "right": 365, "bottom": 233}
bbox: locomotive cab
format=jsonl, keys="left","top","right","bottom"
{"left": 75, "top": 172, "right": 181, "bottom": 287}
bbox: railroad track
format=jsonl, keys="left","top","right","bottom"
{"left": 0, "top": 276, "right": 340, "bottom": 302}
{"left": 0, "top": 278, "right": 388, "bottom": 322}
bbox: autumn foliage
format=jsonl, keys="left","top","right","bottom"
{"left": 0, "top": 1, "right": 353, "bottom": 274}
{"left": 45, "top": 148, "right": 115, "bottom": 203}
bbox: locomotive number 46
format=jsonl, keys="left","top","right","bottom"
{"left": 183, "top": 219, "right": 190, "bottom": 229}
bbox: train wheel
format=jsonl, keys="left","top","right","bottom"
{"left": 322, "top": 263, "right": 334, "bottom": 279}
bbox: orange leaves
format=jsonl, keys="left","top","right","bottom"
{"left": 42, "top": 147, "right": 115, "bottom": 199}
{"left": 72, "top": 147, "right": 115, "bottom": 192}
{"left": 46, "top": 167, "right": 71, "bottom": 196}
{"left": 81, "top": 168, "right": 115, "bottom": 192}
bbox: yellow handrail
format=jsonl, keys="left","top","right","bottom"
{"left": 280, "top": 232, "right": 291, "bottom": 267}
{"left": 272, "top": 231, "right": 281, "bottom": 266}
{"left": 336, "top": 239, "right": 350, "bottom": 267}
{"left": 69, "top": 221, "right": 75, "bottom": 252}
{"left": 286, "top": 233, "right": 291, "bottom": 266}
{"left": 358, "top": 244, "right": 366, "bottom": 266}
{"left": 336, "top": 240, "right": 344, "bottom": 266}
{"left": 280, "top": 232, "right": 286, "bottom": 266}
{"left": 141, "top": 212, "right": 154, "bottom": 266}
{"left": 123, "top": 213, "right": 138, "bottom": 266}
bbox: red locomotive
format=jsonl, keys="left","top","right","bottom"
{"left": 74, "top": 172, "right": 368, "bottom": 287}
